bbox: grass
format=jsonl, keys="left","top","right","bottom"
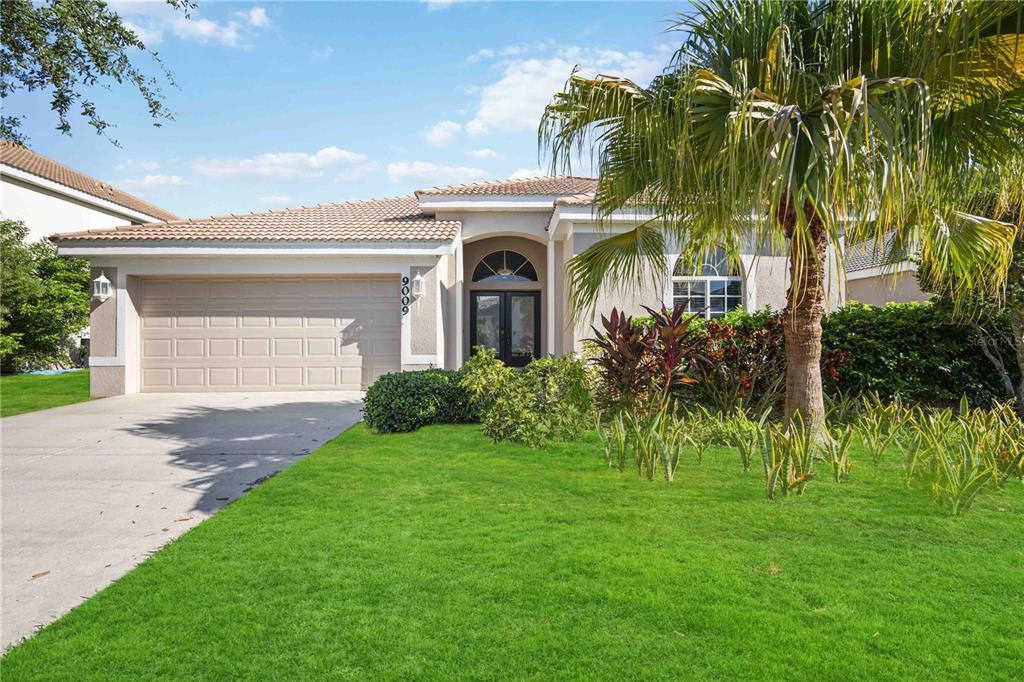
{"left": 3, "top": 424, "right": 1023, "bottom": 680}
{"left": 0, "top": 370, "right": 91, "bottom": 418}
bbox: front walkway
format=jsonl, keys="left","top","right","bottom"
{"left": 0, "top": 391, "right": 363, "bottom": 651}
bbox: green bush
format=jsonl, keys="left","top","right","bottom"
{"left": 460, "top": 348, "right": 594, "bottom": 448}
{"left": 822, "top": 302, "right": 1007, "bottom": 406}
{"left": 363, "top": 369, "right": 473, "bottom": 433}
{"left": 1, "top": 220, "right": 90, "bottom": 372}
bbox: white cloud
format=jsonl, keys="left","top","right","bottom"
{"left": 121, "top": 174, "right": 188, "bottom": 187}
{"left": 508, "top": 168, "right": 541, "bottom": 180}
{"left": 247, "top": 7, "right": 269, "bottom": 28}
{"left": 423, "top": 0, "right": 465, "bottom": 10}
{"left": 387, "top": 161, "right": 486, "bottom": 184}
{"left": 468, "top": 43, "right": 529, "bottom": 62}
{"left": 113, "top": 2, "right": 269, "bottom": 48}
{"left": 423, "top": 120, "right": 462, "bottom": 146}
{"left": 468, "top": 148, "right": 501, "bottom": 159}
{"left": 257, "top": 195, "right": 294, "bottom": 207}
{"left": 466, "top": 44, "right": 673, "bottom": 136}
{"left": 194, "top": 146, "right": 369, "bottom": 179}
{"left": 311, "top": 46, "right": 335, "bottom": 60}
{"left": 467, "top": 48, "right": 494, "bottom": 62}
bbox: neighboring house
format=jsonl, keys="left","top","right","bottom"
{"left": 51, "top": 176, "right": 844, "bottom": 397}
{"left": 0, "top": 141, "right": 179, "bottom": 243}
{"left": 844, "top": 232, "right": 929, "bottom": 307}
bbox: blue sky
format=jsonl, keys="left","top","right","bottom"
{"left": 10, "top": 1, "right": 685, "bottom": 218}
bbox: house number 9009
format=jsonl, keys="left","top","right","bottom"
{"left": 401, "top": 276, "right": 411, "bottom": 315}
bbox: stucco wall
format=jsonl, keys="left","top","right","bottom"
{"left": 410, "top": 263, "right": 438, "bottom": 356}
{"left": 436, "top": 210, "right": 550, "bottom": 242}
{"left": 91, "top": 365, "right": 125, "bottom": 398}
{"left": 753, "top": 256, "right": 789, "bottom": 311}
{"left": 847, "top": 270, "right": 928, "bottom": 307}
{"left": 570, "top": 231, "right": 664, "bottom": 350}
{"left": 1, "top": 175, "right": 138, "bottom": 243}
{"left": 89, "top": 267, "right": 117, "bottom": 357}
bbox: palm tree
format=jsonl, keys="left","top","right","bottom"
{"left": 541, "top": 0, "right": 1024, "bottom": 425}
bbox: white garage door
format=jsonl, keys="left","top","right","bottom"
{"left": 139, "top": 277, "right": 400, "bottom": 392}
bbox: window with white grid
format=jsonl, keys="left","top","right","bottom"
{"left": 671, "top": 248, "right": 743, "bottom": 319}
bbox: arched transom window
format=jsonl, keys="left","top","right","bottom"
{"left": 672, "top": 248, "right": 742, "bottom": 319}
{"left": 472, "top": 250, "right": 538, "bottom": 283}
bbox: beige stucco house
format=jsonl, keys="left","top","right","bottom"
{"left": 52, "top": 176, "right": 847, "bottom": 397}
{"left": 844, "top": 232, "right": 929, "bottom": 306}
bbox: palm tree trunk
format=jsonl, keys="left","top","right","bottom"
{"left": 1010, "top": 308, "right": 1024, "bottom": 419}
{"left": 779, "top": 198, "right": 828, "bottom": 427}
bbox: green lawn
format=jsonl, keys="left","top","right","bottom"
{"left": 3, "top": 424, "right": 1022, "bottom": 680}
{"left": 0, "top": 370, "right": 91, "bottom": 418}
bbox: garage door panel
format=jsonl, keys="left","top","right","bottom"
{"left": 140, "top": 277, "right": 400, "bottom": 392}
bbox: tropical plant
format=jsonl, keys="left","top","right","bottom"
{"left": 900, "top": 397, "right": 1024, "bottom": 513}
{"left": 588, "top": 304, "right": 702, "bottom": 414}
{"left": 854, "top": 393, "right": 911, "bottom": 464}
{"left": 588, "top": 308, "right": 656, "bottom": 413}
{"left": 461, "top": 350, "right": 594, "bottom": 448}
{"left": 919, "top": 198, "right": 1024, "bottom": 416}
{"left": 542, "top": 0, "right": 1024, "bottom": 429}
{"left": 642, "top": 303, "right": 702, "bottom": 410}
{"left": 686, "top": 309, "right": 845, "bottom": 415}
{"left": 597, "top": 411, "right": 629, "bottom": 471}
{"left": 460, "top": 346, "right": 514, "bottom": 412}
{"left": 724, "top": 408, "right": 772, "bottom": 472}
{"left": 758, "top": 414, "right": 817, "bottom": 499}
{"left": 821, "top": 425, "right": 854, "bottom": 483}
{"left": 932, "top": 441, "right": 995, "bottom": 515}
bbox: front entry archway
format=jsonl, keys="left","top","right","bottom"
{"left": 463, "top": 238, "right": 546, "bottom": 366}
{"left": 470, "top": 290, "right": 540, "bottom": 367}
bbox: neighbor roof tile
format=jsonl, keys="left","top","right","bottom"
{"left": 1, "top": 141, "right": 179, "bottom": 222}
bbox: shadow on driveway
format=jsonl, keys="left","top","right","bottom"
{"left": 120, "top": 398, "right": 363, "bottom": 513}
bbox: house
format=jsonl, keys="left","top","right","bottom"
{"left": 844, "top": 232, "right": 929, "bottom": 306}
{"left": 51, "top": 176, "right": 845, "bottom": 397}
{"left": 0, "top": 141, "right": 179, "bottom": 243}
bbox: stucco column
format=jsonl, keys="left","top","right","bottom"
{"left": 546, "top": 239, "right": 555, "bottom": 357}
{"left": 455, "top": 240, "right": 464, "bottom": 367}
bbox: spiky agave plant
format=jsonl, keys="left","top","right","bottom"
{"left": 542, "top": 0, "right": 1024, "bottom": 430}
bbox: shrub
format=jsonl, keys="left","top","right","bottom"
{"left": 363, "top": 369, "right": 473, "bottom": 433}
{"left": 822, "top": 302, "right": 1006, "bottom": 406}
{"left": 461, "top": 349, "right": 594, "bottom": 448}
{"left": 1, "top": 220, "right": 90, "bottom": 372}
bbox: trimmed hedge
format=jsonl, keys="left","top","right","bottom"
{"left": 822, "top": 302, "right": 1009, "bottom": 405}
{"left": 363, "top": 369, "right": 474, "bottom": 433}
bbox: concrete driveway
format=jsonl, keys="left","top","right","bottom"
{"left": 1, "top": 391, "right": 363, "bottom": 651}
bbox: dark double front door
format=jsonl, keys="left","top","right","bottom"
{"left": 470, "top": 291, "right": 540, "bottom": 367}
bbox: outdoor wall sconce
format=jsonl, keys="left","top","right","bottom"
{"left": 92, "top": 271, "right": 112, "bottom": 301}
{"left": 411, "top": 272, "right": 425, "bottom": 298}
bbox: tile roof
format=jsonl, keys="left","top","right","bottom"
{"left": 0, "top": 141, "right": 179, "bottom": 222}
{"left": 846, "top": 232, "right": 911, "bottom": 271}
{"left": 52, "top": 195, "right": 460, "bottom": 242}
{"left": 555, "top": 192, "right": 598, "bottom": 206}
{"left": 416, "top": 175, "right": 598, "bottom": 198}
